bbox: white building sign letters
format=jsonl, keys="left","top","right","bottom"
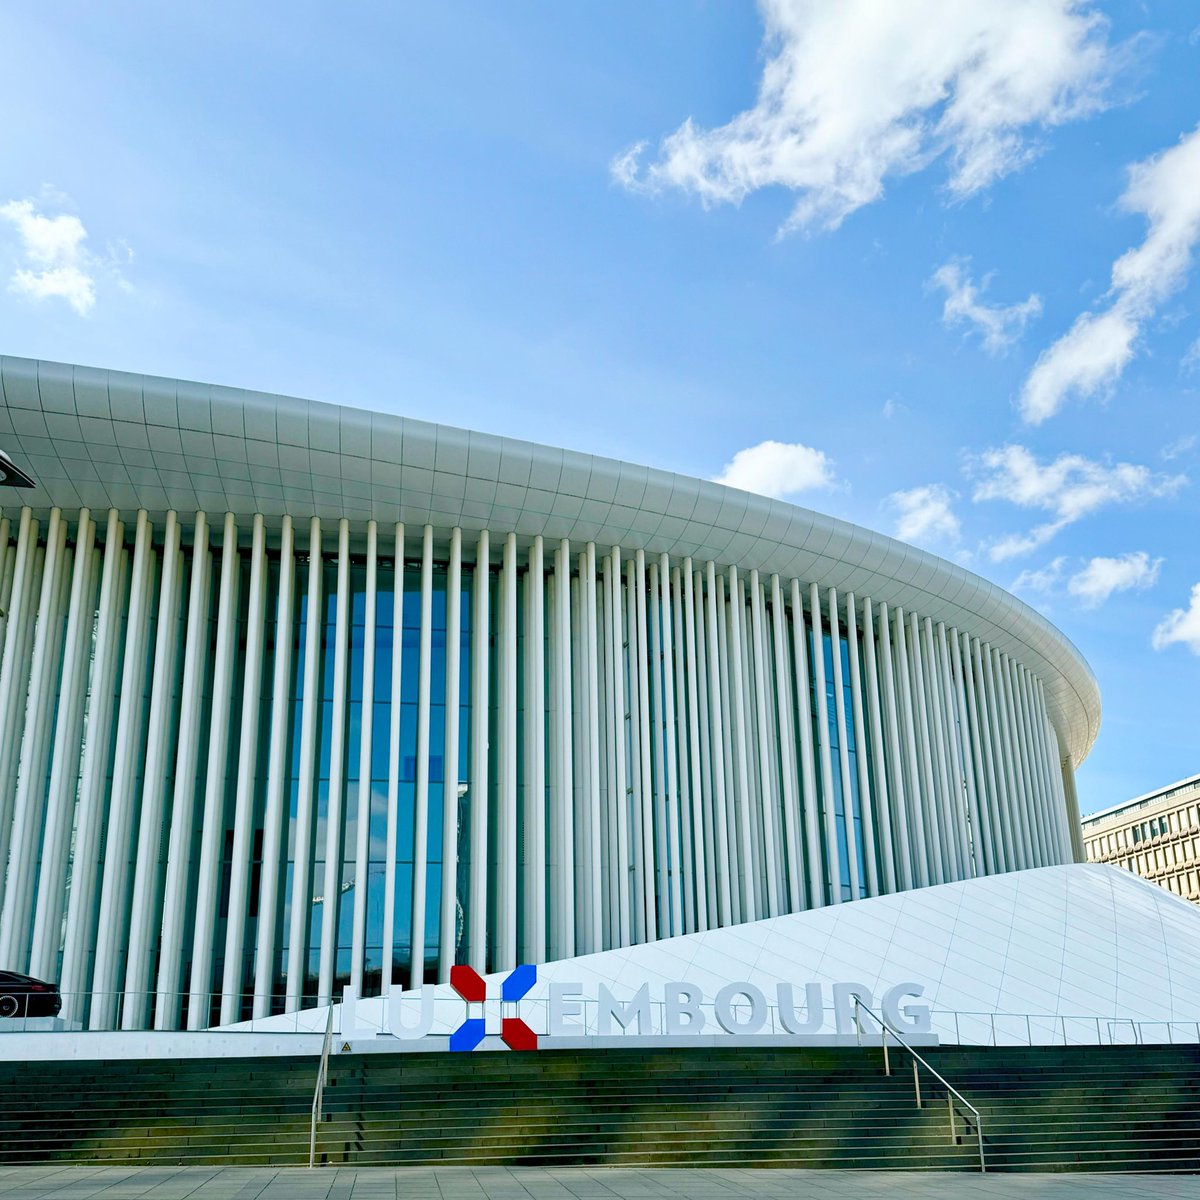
{"left": 339, "top": 972, "right": 935, "bottom": 1049}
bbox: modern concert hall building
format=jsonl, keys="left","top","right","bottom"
{"left": 0, "top": 355, "right": 1124, "bottom": 1038}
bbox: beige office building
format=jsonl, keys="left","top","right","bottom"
{"left": 1082, "top": 774, "right": 1200, "bottom": 905}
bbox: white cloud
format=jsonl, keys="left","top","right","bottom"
{"left": 971, "top": 444, "right": 1185, "bottom": 560}
{"left": 614, "top": 0, "right": 1119, "bottom": 234}
{"left": 882, "top": 395, "right": 906, "bottom": 419}
{"left": 1183, "top": 336, "right": 1200, "bottom": 374}
{"left": 1162, "top": 433, "right": 1196, "bottom": 461}
{"left": 0, "top": 196, "right": 102, "bottom": 315}
{"left": 713, "top": 439, "right": 834, "bottom": 498}
{"left": 889, "top": 484, "right": 961, "bottom": 545}
{"left": 1021, "top": 123, "right": 1200, "bottom": 422}
{"left": 1153, "top": 584, "right": 1200, "bottom": 654}
{"left": 1013, "top": 556, "right": 1067, "bottom": 594}
{"left": 1067, "top": 551, "right": 1162, "bottom": 607}
{"left": 930, "top": 260, "right": 1042, "bottom": 354}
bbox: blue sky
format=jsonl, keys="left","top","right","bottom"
{"left": 1, "top": 1, "right": 1198, "bottom": 813}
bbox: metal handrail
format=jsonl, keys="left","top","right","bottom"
{"left": 852, "top": 995, "right": 985, "bottom": 1173}
{"left": 309, "top": 1004, "right": 335, "bottom": 1169}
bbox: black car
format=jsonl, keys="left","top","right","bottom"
{"left": 0, "top": 970, "right": 62, "bottom": 1018}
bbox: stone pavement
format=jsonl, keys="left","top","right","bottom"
{"left": 0, "top": 1167, "right": 1198, "bottom": 1199}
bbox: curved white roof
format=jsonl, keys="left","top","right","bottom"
{"left": 0, "top": 355, "right": 1100, "bottom": 764}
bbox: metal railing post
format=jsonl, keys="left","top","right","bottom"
{"left": 309, "top": 1004, "right": 335, "bottom": 1168}
{"left": 947, "top": 1092, "right": 955, "bottom": 1141}
{"left": 912, "top": 1057, "right": 921, "bottom": 1107}
{"left": 882, "top": 1025, "right": 890, "bottom": 1076}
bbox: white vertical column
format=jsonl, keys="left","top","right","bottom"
{"left": 936, "top": 622, "right": 973, "bottom": 876}
{"left": 285, "top": 517, "right": 323, "bottom": 1009}
{"left": 713, "top": 575, "right": 740, "bottom": 923}
{"left": 738, "top": 577, "right": 765, "bottom": 908}
{"left": 466, "top": 529, "right": 488, "bottom": 972}
{"left": 549, "top": 539, "right": 574, "bottom": 959}
{"left": 948, "top": 626, "right": 989, "bottom": 877}
{"left": 597, "top": 549, "right": 614, "bottom": 944}
{"left": 0, "top": 507, "right": 67, "bottom": 967}
{"left": 122, "top": 512, "right": 185, "bottom": 1029}
{"left": 438, "top": 526, "right": 462, "bottom": 980}
{"left": 577, "top": 542, "right": 601, "bottom": 954}
{"left": 495, "top": 532, "right": 518, "bottom": 970}
{"left": 769, "top": 576, "right": 802, "bottom": 910}
{"left": 255, "top": 514, "right": 296, "bottom": 1016}
{"left": 1035, "top": 679, "right": 1074, "bottom": 862}
{"left": 926, "top": 624, "right": 964, "bottom": 878}
{"left": 921, "top": 617, "right": 958, "bottom": 880}
{"left": 409, "top": 524, "right": 435, "bottom": 987}
{"left": 648, "top": 560, "right": 669, "bottom": 936}
{"left": 317, "top": 518, "right": 352, "bottom": 1004}
{"left": 704, "top": 562, "right": 733, "bottom": 925}
{"left": 522, "top": 535, "right": 546, "bottom": 962}
{"left": 682, "top": 561, "right": 709, "bottom": 929}
{"left": 892, "top": 609, "right": 929, "bottom": 889}
{"left": 975, "top": 640, "right": 1016, "bottom": 872}
{"left": 760, "top": 590, "right": 785, "bottom": 907}
{"left": 187, "top": 513, "right": 241, "bottom": 1030}
{"left": 845, "top": 594, "right": 878, "bottom": 897}
{"left": 568, "top": 555, "right": 584, "bottom": 947}
{"left": 659, "top": 554, "right": 683, "bottom": 936}
{"left": 60, "top": 511, "right": 125, "bottom": 1022}
{"left": 90, "top": 511, "right": 156, "bottom": 1030}
{"left": 633, "top": 551, "right": 656, "bottom": 939}
{"left": 809, "top": 584, "right": 841, "bottom": 905}
{"left": 614, "top": 549, "right": 633, "bottom": 940}
{"left": 0, "top": 507, "right": 40, "bottom": 870}
{"left": 960, "top": 633, "right": 1000, "bottom": 875}
{"left": 725, "top": 567, "right": 756, "bottom": 921}
{"left": 1055, "top": 725, "right": 1085, "bottom": 863}
{"left": 624, "top": 556, "right": 643, "bottom": 940}
{"left": 155, "top": 513, "right": 211, "bottom": 1029}
{"left": 910, "top": 615, "right": 948, "bottom": 884}
{"left": 861, "top": 598, "right": 895, "bottom": 894}
{"left": 749, "top": 571, "right": 781, "bottom": 916}
{"left": 827, "top": 588, "right": 860, "bottom": 901}
{"left": 876, "top": 603, "right": 910, "bottom": 891}
{"left": 790, "top": 580, "right": 823, "bottom": 908}
{"left": 693, "top": 570, "right": 718, "bottom": 925}
{"left": 29, "top": 511, "right": 97, "bottom": 981}
{"left": 383, "top": 524, "right": 406, "bottom": 990}
{"left": 352, "top": 520, "right": 378, "bottom": 993}
{"left": 220, "top": 513, "right": 269, "bottom": 1024}
{"left": 669, "top": 565, "right": 694, "bottom": 932}
{"left": 606, "top": 547, "right": 631, "bottom": 945}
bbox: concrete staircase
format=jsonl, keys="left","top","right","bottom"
{"left": 0, "top": 1044, "right": 1196, "bottom": 1171}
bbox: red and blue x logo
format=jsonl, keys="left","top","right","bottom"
{"left": 448, "top": 964, "right": 538, "bottom": 1052}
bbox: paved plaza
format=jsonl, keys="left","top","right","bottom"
{"left": 0, "top": 1167, "right": 1198, "bottom": 1200}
